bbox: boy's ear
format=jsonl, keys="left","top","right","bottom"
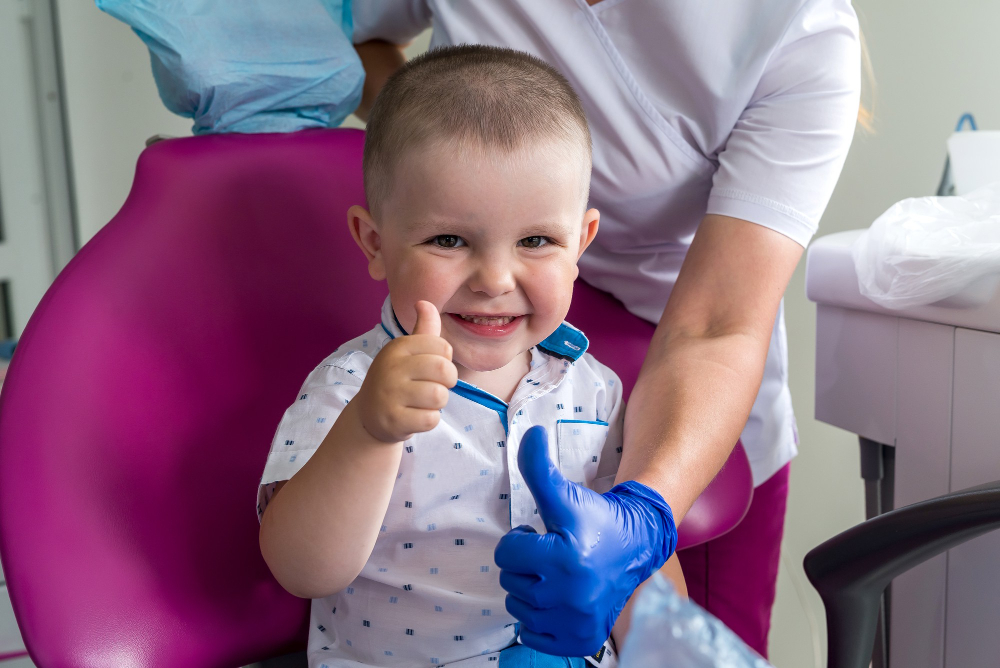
{"left": 577, "top": 208, "right": 600, "bottom": 259}
{"left": 348, "top": 205, "right": 386, "bottom": 281}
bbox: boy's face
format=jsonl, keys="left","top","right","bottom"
{"left": 349, "top": 139, "right": 599, "bottom": 375}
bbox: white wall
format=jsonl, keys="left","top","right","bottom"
{"left": 50, "top": 3, "right": 1000, "bottom": 667}
{"left": 55, "top": 0, "right": 191, "bottom": 245}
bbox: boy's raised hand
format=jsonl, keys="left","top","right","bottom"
{"left": 356, "top": 300, "right": 458, "bottom": 444}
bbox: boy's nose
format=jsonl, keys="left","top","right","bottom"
{"left": 469, "top": 258, "right": 517, "bottom": 298}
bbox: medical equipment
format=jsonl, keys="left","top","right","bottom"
{"left": 808, "top": 225, "right": 1000, "bottom": 668}
{"left": 947, "top": 132, "right": 1000, "bottom": 195}
{"left": 0, "top": 129, "right": 752, "bottom": 666}
{"left": 96, "top": 0, "right": 364, "bottom": 134}
{"left": 936, "top": 115, "right": 1000, "bottom": 197}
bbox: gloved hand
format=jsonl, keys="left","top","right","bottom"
{"left": 494, "top": 426, "right": 678, "bottom": 657}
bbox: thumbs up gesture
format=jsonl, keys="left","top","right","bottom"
{"left": 356, "top": 301, "right": 458, "bottom": 444}
{"left": 494, "top": 426, "right": 679, "bottom": 656}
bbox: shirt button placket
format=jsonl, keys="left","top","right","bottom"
{"left": 505, "top": 422, "right": 522, "bottom": 527}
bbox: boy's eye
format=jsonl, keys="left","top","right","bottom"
{"left": 519, "top": 236, "right": 550, "bottom": 249}
{"left": 431, "top": 235, "right": 465, "bottom": 248}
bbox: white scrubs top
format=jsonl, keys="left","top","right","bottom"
{"left": 353, "top": 0, "right": 861, "bottom": 485}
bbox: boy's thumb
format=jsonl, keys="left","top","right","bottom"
{"left": 517, "top": 426, "right": 577, "bottom": 534}
{"left": 412, "top": 301, "right": 441, "bottom": 337}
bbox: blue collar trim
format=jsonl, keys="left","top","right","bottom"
{"left": 392, "top": 310, "right": 408, "bottom": 335}
{"left": 379, "top": 298, "right": 408, "bottom": 340}
{"left": 450, "top": 380, "right": 509, "bottom": 435}
{"left": 378, "top": 295, "right": 409, "bottom": 340}
{"left": 536, "top": 322, "right": 589, "bottom": 362}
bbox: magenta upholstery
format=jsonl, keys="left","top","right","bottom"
{"left": 0, "top": 128, "right": 751, "bottom": 667}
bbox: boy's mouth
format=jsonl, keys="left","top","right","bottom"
{"left": 448, "top": 313, "right": 523, "bottom": 338}
{"left": 456, "top": 314, "right": 518, "bottom": 326}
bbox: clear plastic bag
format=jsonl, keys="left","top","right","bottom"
{"left": 852, "top": 182, "right": 1000, "bottom": 309}
{"left": 619, "top": 574, "right": 774, "bottom": 668}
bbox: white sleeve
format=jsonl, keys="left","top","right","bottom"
{"left": 352, "top": 0, "right": 433, "bottom": 45}
{"left": 256, "top": 358, "right": 365, "bottom": 521}
{"left": 706, "top": 0, "right": 861, "bottom": 247}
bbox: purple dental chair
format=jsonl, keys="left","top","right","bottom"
{"left": 0, "top": 129, "right": 753, "bottom": 667}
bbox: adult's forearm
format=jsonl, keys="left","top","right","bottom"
{"left": 615, "top": 214, "right": 803, "bottom": 522}
{"left": 353, "top": 40, "right": 408, "bottom": 121}
{"left": 617, "top": 329, "right": 766, "bottom": 522}
{"left": 259, "top": 401, "right": 402, "bottom": 598}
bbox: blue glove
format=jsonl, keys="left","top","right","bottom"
{"left": 494, "top": 426, "right": 678, "bottom": 657}
{"left": 96, "top": 0, "right": 364, "bottom": 135}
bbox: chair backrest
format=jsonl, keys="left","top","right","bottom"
{"left": 0, "top": 129, "right": 751, "bottom": 667}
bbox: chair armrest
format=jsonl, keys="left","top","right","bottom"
{"left": 804, "top": 479, "right": 1000, "bottom": 668}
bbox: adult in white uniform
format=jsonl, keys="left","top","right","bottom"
{"left": 352, "top": 0, "right": 861, "bottom": 656}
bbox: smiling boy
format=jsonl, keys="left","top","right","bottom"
{"left": 258, "top": 46, "right": 658, "bottom": 668}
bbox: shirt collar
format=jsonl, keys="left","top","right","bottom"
{"left": 379, "top": 296, "right": 408, "bottom": 340}
{"left": 536, "top": 322, "right": 589, "bottom": 362}
{"left": 378, "top": 296, "right": 589, "bottom": 363}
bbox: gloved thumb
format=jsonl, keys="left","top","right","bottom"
{"left": 517, "top": 425, "right": 577, "bottom": 533}
{"left": 411, "top": 300, "right": 442, "bottom": 337}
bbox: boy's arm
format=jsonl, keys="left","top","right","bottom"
{"left": 259, "top": 399, "right": 404, "bottom": 599}
{"left": 260, "top": 302, "right": 456, "bottom": 599}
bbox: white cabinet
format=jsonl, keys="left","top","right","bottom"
{"left": 814, "top": 306, "right": 897, "bottom": 446}
{"left": 944, "top": 329, "right": 1000, "bottom": 668}
{"left": 807, "top": 231, "right": 1000, "bottom": 668}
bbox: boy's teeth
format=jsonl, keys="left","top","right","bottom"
{"left": 459, "top": 314, "right": 516, "bottom": 326}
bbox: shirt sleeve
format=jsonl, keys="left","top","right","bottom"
{"left": 256, "top": 357, "right": 365, "bottom": 521}
{"left": 352, "top": 0, "right": 433, "bottom": 45}
{"left": 706, "top": 0, "right": 861, "bottom": 247}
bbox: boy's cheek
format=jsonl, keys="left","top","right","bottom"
{"left": 386, "top": 262, "right": 456, "bottom": 328}
{"left": 532, "top": 259, "right": 580, "bottom": 292}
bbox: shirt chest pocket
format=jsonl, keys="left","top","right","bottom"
{"left": 556, "top": 420, "right": 610, "bottom": 488}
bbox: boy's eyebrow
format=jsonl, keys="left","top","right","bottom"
{"left": 402, "top": 217, "right": 460, "bottom": 236}
{"left": 514, "top": 221, "right": 577, "bottom": 238}
{"left": 403, "top": 216, "right": 577, "bottom": 237}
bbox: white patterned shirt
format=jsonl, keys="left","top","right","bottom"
{"left": 258, "top": 297, "right": 624, "bottom": 668}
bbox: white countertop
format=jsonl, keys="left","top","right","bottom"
{"left": 805, "top": 230, "right": 1000, "bottom": 333}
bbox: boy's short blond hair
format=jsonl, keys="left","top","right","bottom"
{"left": 363, "top": 44, "right": 592, "bottom": 216}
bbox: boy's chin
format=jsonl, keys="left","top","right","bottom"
{"left": 454, "top": 349, "right": 526, "bottom": 375}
